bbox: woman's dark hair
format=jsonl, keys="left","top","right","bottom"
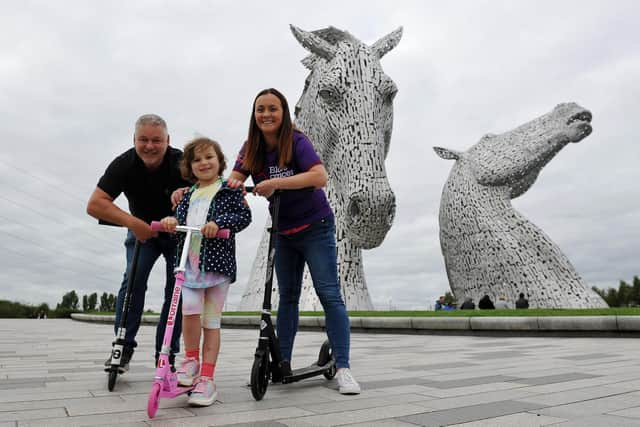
{"left": 180, "top": 137, "right": 227, "bottom": 182}
{"left": 242, "top": 88, "right": 294, "bottom": 174}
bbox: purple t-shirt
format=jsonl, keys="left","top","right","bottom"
{"left": 233, "top": 131, "right": 333, "bottom": 231}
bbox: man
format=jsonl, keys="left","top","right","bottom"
{"left": 87, "top": 114, "right": 190, "bottom": 372}
{"left": 495, "top": 294, "right": 510, "bottom": 309}
{"left": 459, "top": 297, "right": 475, "bottom": 310}
{"left": 515, "top": 292, "right": 530, "bottom": 309}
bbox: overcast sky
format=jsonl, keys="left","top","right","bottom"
{"left": 1, "top": 0, "right": 638, "bottom": 311}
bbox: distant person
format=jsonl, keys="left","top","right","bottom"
{"left": 516, "top": 292, "right": 530, "bottom": 309}
{"left": 87, "top": 114, "right": 190, "bottom": 372}
{"left": 435, "top": 296, "right": 446, "bottom": 311}
{"left": 495, "top": 295, "right": 510, "bottom": 309}
{"left": 460, "top": 297, "right": 475, "bottom": 310}
{"left": 161, "top": 137, "right": 251, "bottom": 406}
{"left": 478, "top": 294, "right": 495, "bottom": 310}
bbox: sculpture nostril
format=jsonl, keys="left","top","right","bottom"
{"left": 348, "top": 199, "right": 361, "bottom": 218}
{"left": 387, "top": 202, "right": 396, "bottom": 227}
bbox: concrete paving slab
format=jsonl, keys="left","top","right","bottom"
{"left": 534, "top": 393, "right": 640, "bottom": 419}
{"left": 547, "top": 414, "right": 640, "bottom": 426}
{"left": 448, "top": 412, "right": 566, "bottom": 426}
{"left": 398, "top": 400, "right": 545, "bottom": 426}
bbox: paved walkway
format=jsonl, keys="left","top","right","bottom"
{"left": 1, "top": 319, "right": 640, "bottom": 426}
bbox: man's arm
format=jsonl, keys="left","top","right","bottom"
{"left": 87, "top": 187, "right": 155, "bottom": 241}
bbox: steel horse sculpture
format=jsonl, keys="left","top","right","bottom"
{"left": 434, "top": 103, "right": 608, "bottom": 308}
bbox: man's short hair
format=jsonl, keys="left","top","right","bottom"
{"left": 135, "top": 114, "right": 167, "bottom": 131}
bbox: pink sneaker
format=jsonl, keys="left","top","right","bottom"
{"left": 176, "top": 357, "right": 199, "bottom": 386}
{"left": 188, "top": 377, "right": 217, "bottom": 406}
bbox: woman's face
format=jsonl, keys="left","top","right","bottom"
{"left": 254, "top": 93, "right": 284, "bottom": 138}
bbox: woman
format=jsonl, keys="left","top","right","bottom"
{"left": 228, "top": 88, "right": 360, "bottom": 395}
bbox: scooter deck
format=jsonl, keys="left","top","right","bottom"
{"left": 281, "top": 360, "right": 334, "bottom": 384}
{"left": 159, "top": 386, "right": 193, "bottom": 398}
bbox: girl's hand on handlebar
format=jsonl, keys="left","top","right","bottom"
{"left": 160, "top": 216, "right": 178, "bottom": 233}
{"left": 201, "top": 221, "right": 220, "bottom": 238}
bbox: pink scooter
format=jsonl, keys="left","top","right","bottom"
{"left": 146, "top": 221, "right": 229, "bottom": 418}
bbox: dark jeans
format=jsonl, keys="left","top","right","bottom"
{"left": 114, "top": 231, "right": 182, "bottom": 355}
{"left": 275, "top": 216, "right": 351, "bottom": 368}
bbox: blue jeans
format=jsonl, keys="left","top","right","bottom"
{"left": 114, "top": 231, "right": 182, "bottom": 355}
{"left": 275, "top": 216, "right": 350, "bottom": 369}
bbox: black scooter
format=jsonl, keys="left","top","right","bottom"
{"left": 245, "top": 186, "right": 336, "bottom": 401}
{"left": 99, "top": 220, "right": 141, "bottom": 391}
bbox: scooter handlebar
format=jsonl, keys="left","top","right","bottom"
{"left": 150, "top": 221, "right": 230, "bottom": 239}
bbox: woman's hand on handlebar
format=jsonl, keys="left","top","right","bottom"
{"left": 227, "top": 177, "right": 247, "bottom": 192}
{"left": 201, "top": 221, "right": 220, "bottom": 238}
{"left": 254, "top": 178, "right": 280, "bottom": 198}
{"left": 160, "top": 216, "right": 178, "bottom": 233}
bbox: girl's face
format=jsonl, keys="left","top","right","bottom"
{"left": 191, "top": 145, "right": 220, "bottom": 186}
{"left": 254, "top": 93, "right": 284, "bottom": 140}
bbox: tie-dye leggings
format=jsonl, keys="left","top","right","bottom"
{"left": 181, "top": 283, "right": 231, "bottom": 329}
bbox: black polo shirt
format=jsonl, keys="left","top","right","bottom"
{"left": 97, "top": 147, "right": 190, "bottom": 223}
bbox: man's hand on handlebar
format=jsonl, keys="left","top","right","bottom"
{"left": 130, "top": 217, "right": 157, "bottom": 242}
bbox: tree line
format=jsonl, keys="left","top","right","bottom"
{"left": 0, "top": 290, "right": 118, "bottom": 318}
{"left": 592, "top": 276, "right": 640, "bottom": 307}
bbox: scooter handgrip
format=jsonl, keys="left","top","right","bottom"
{"left": 150, "top": 221, "right": 165, "bottom": 232}
{"left": 217, "top": 229, "right": 230, "bottom": 239}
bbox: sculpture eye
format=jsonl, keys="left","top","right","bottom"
{"left": 384, "top": 87, "right": 397, "bottom": 104}
{"left": 379, "top": 78, "right": 397, "bottom": 104}
{"left": 318, "top": 87, "right": 341, "bottom": 106}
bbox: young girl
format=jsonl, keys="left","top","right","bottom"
{"left": 161, "top": 137, "right": 251, "bottom": 406}
{"left": 228, "top": 88, "right": 360, "bottom": 395}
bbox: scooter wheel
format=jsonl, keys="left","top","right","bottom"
{"left": 147, "top": 383, "right": 161, "bottom": 418}
{"left": 323, "top": 349, "right": 337, "bottom": 380}
{"left": 250, "top": 352, "right": 269, "bottom": 401}
{"left": 318, "top": 341, "right": 337, "bottom": 380}
{"left": 324, "top": 362, "right": 337, "bottom": 380}
{"left": 107, "top": 369, "right": 118, "bottom": 391}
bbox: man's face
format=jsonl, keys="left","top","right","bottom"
{"left": 133, "top": 123, "right": 169, "bottom": 169}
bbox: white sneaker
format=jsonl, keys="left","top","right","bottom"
{"left": 176, "top": 357, "right": 199, "bottom": 386}
{"left": 188, "top": 377, "right": 218, "bottom": 406}
{"left": 336, "top": 368, "right": 361, "bottom": 394}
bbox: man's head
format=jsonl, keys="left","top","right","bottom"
{"left": 133, "top": 114, "right": 169, "bottom": 170}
